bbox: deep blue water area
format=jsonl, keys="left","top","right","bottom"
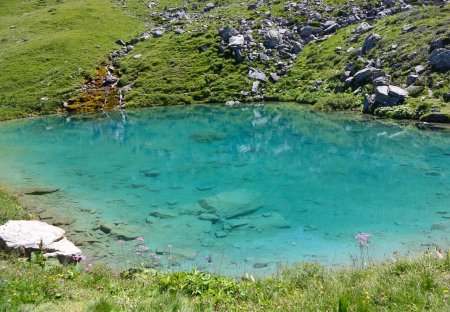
{"left": 0, "top": 104, "right": 449, "bottom": 275}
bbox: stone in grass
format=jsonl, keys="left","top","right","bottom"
{"left": 0, "top": 220, "right": 82, "bottom": 262}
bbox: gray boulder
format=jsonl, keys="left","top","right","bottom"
{"left": 374, "top": 85, "right": 408, "bottom": 106}
{"left": 264, "top": 29, "right": 281, "bottom": 49}
{"left": 406, "top": 74, "right": 418, "bottom": 86}
{"left": 355, "top": 22, "right": 372, "bottom": 34}
{"left": 0, "top": 220, "right": 82, "bottom": 262}
{"left": 354, "top": 67, "right": 386, "bottom": 84}
{"left": 204, "top": 2, "right": 215, "bottom": 12}
{"left": 361, "top": 33, "right": 381, "bottom": 55}
{"left": 228, "top": 35, "right": 245, "bottom": 47}
{"left": 300, "top": 26, "right": 314, "bottom": 38}
{"left": 249, "top": 70, "right": 268, "bottom": 82}
{"left": 428, "top": 48, "right": 450, "bottom": 71}
{"left": 252, "top": 81, "right": 260, "bottom": 93}
{"left": 323, "top": 21, "right": 338, "bottom": 33}
{"left": 219, "top": 25, "right": 239, "bottom": 43}
{"left": 402, "top": 24, "right": 417, "bottom": 32}
{"left": 269, "top": 73, "right": 280, "bottom": 82}
{"left": 388, "top": 85, "right": 408, "bottom": 99}
{"left": 291, "top": 41, "right": 302, "bottom": 54}
{"left": 152, "top": 30, "right": 164, "bottom": 38}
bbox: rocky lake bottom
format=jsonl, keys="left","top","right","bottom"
{"left": 0, "top": 104, "right": 449, "bottom": 276}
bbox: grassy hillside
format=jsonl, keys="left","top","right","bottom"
{"left": 0, "top": 0, "right": 448, "bottom": 121}
{"left": 0, "top": 0, "right": 143, "bottom": 120}
{"left": 272, "top": 5, "right": 450, "bottom": 115}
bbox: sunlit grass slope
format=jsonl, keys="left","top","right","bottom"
{"left": 0, "top": 0, "right": 143, "bottom": 120}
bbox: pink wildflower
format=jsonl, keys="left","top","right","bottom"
{"left": 136, "top": 236, "right": 144, "bottom": 242}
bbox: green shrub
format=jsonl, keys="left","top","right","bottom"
{"left": 373, "top": 104, "right": 421, "bottom": 119}
{"left": 314, "top": 93, "right": 362, "bottom": 111}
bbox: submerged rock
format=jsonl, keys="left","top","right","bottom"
{"left": 190, "top": 132, "right": 226, "bottom": 143}
{"left": 252, "top": 212, "right": 291, "bottom": 231}
{"left": 0, "top": 220, "right": 82, "bottom": 262}
{"left": 23, "top": 188, "right": 59, "bottom": 195}
{"left": 149, "top": 209, "right": 177, "bottom": 219}
{"left": 199, "top": 189, "right": 262, "bottom": 219}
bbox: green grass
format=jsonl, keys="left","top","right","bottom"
{"left": 0, "top": 251, "right": 449, "bottom": 311}
{"left": 0, "top": 0, "right": 143, "bottom": 120}
{"left": 0, "top": 188, "right": 24, "bottom": 225}
{"left": 118, "top": 30, "right": 251, "bottom": 106}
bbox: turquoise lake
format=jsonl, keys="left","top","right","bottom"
{"left": 0, "top": 104, "right": 449, "bottom": 275}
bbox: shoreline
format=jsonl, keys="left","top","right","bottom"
{"left": 1, "top": 102, "right": 449, "bottom": 132}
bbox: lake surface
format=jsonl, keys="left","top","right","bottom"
{"left": 0, "top": 104, "right": 449, "bottom": 275}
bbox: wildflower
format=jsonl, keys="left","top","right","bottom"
{"left": 355, "top": 233, "right": 372, "bottom": 247}
{"left": 136, "top": 236, "right": 144, "bottom": 242}
{"left": 1, "top": 279, "right": 6, "bottom": 286}
{"left": 135, "top": 251, "right": 141, "bottom": 255}
{"left": 167, "top": 244, "right": 172, "bottom": 252}
{"left": 72, "top": 253, "right": 86, "bottom": 262}
{"left": 117, "top": 239, "right": 125, "bottom": 244}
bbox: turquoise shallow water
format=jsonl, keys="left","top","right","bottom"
{"left": 0, "top": 104, "right": 449, "bottom": 275}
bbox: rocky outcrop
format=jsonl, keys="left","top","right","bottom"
{"left": 0, "top": 220, "right": 83, "bottom": 262}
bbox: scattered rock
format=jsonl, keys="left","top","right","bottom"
{"left": 374, "top": 85, "right": 408, "bottom": 106}
{"left": 198, "top": 212, "right": 220, "bottom": 222}
{"left": 264, "top": 29, "right": 281, "bottom": 49}
{"left": 269, "top": 73, "right": 280, "bottom": 82}
{"left": 52, "top": 218, "right": 76, "bottom": 226}
{"left": 190, "top": 132, "right": 226, "bottom": 143}
{"left": 152, "top": 30, "right": 164, "bottom": 38}
{"left": 248, "top": 70, "right": 268, "bottom": 82}
{"left": 199, "top": 189, "right": 262, "bottom": 219}
{"left": 149, "top": 209, "right": 177, "bottom": 219}
{"left": 215, "top": 231, "right": 227, "bottom": 238}
{"left": 225, "top": 100, "right": 240, "bottom": 106}
{"left": 402, "top": 24, "right": 417, "bottom": 32}
{"left": 229, "top": 35, "right": 245, "bottom": 47}
{"left": 252, "top": 81, "right": 260, "bottom": 93}
{"left": 204, "top": 2, "right": 215, "bottom": 12}
{"left": 116, "top": 39, "right": 126, "bottom": 46}
{"left": 355, "top": 22, "right": 372, "bottom": 34}
{"left": 253, "top": 262, "right": 269, "bottom": 269}
{"left": 361, "top": 33, "right": 381, "bottom": 55}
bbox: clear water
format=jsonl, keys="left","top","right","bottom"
{"left": 0, "top": 104, "right": 449, "bottom": 275}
